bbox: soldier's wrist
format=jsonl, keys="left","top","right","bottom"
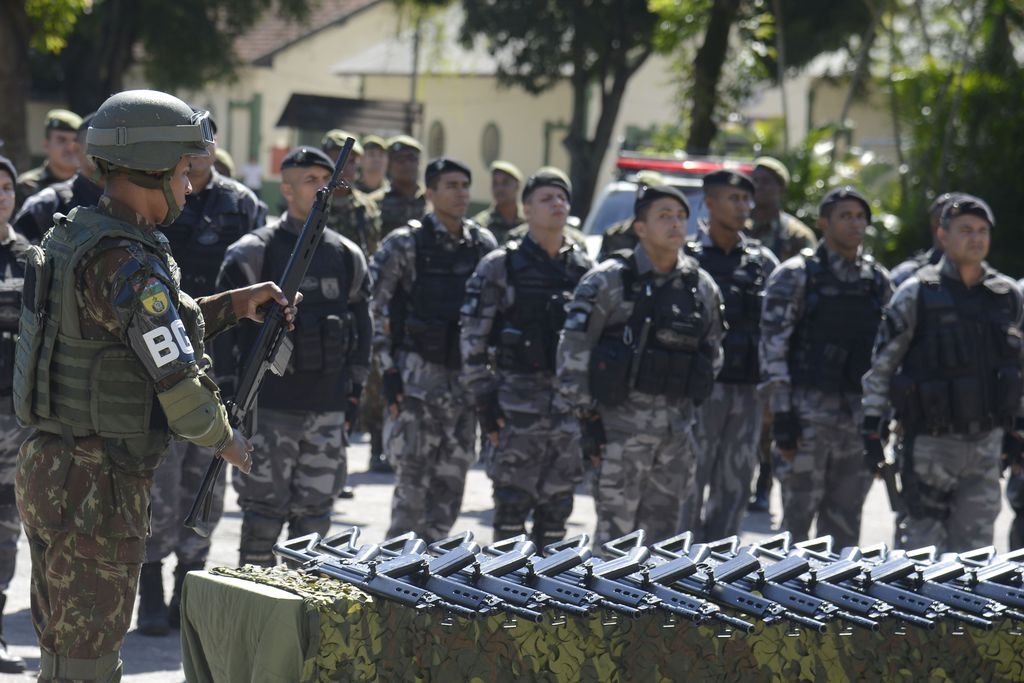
{"left": 213, "top": 428, "right": 234, "bottom": 455}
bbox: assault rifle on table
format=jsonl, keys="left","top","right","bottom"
{"left": 185, "top": 138, "right": 357, "bottom": 537}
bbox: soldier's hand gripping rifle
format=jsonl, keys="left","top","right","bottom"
{"left": 185, "top": 138, "right": 357, "bottom": 537}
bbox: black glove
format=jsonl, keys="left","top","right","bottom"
{"left": 382, "top": 370, "right": 404, "bottom": 406}
{"left": 862, "top": 415, "right": 885, "bottom": 473}
{"left": 1002, "top": 419, "right": 1024, "bottom": 473}
{"left": 344, "top": 383, "right": 362, "bottom": 435}
{"left": 580, "top": 414, "right": 607, "bottom": 462}
{"left": 772, "top": 411, "right": 800, "bottom": 451}
{"left": 476, "top": 392, "right": 503, "bottom": 435}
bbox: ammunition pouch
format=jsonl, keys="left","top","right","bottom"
{"left": 404, "top": 316, "right": 461, "bottom": 369}
{"left": 588, "top": 334, "right": 633, "bottom": 407}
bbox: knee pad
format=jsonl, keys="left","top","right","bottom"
{"left": 239, "top": 512, "right": 285, "bottom": 567}
{"left": 492, "top": 486, "right": 534, "bottom": 540}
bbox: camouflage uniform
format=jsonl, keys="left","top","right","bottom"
{"left": 460, "top": 233, "right": 593, "bottom": 546}
{"left": 220, "top": 212, "right": 372, "bottom": 565}
{"left": 862, "top": 258, "right": 1022, "bottom": 553}
{"left": 508, "top": 222, "right": 587, "bottom": 249}
{"left": 379, "top": 186, "right": 427, "bottom": 237}
{"left": 556, "top": 243, "right": 724, "bottom": 550}
{"left": 597, "top": 218, "right": 638, "bottom": 261}
{"left": 679, "top": 226, "right": 778, "bottom": 540}
{"left": 13, "top": 174, "right": 104, "bottom": 243}
{"left": 748, "top": 212, "right": 817, "bottom": 261}
{"left": 890, "top": 246, "right": 943, "bottom": 288}
{"left": 470, "top": 205, "right": 524, "bottom": 246}
{"left": 15, "top": 196, "right": 237, "bottom": 681}
{"left": 327, "top": 187, "right": 382, "bottom": 256}
{"left": 1013, "top": 275, "right": 1024, "bottom": 551}
{"left": 372, "top": 215, "right": 497, "bottom": 542}
{"left": 760, "top": 243, "right": 892, "bottom": 548}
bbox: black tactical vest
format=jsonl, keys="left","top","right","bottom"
{"left": 894, "top": 266, "right": 1023, "bottom": 435}
{"left": 590, "top": 251, "right": 715, "bottom": 404}
{"left": 240, "top": 224, "right": 355, "bottom": 412}
{"left": 788, "top": 246, "right": 885, "bottom": 394}
{"left": 0, "top": 235, "right": 29, "bottom": 408}
{"left": 162, "top": 180, "right": 253, "bottom": 297}
{"left": 685, "top": 238, "right": 768, "bottom": 384}
{"left": 394, "top": 218, "right": 489, "bottom": 369}
{"left": 496, "top": 240, "right": 590, "bottom": 374}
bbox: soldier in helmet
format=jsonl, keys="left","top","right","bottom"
{"left": 0, "top": 155, "right": 29, "bottom": 674}
{"left": 379, "top": 135, "right": 427, "bottom": 237}
{"left": 13, "top": 89, "right": 298, "bottom": 682}
{"left": 461, "top": 169, "right": 593, "bottom": 546}
{"left": 864, "top": 195, "right": 1022, "bottom": 553}
{"left": 470, "top": 160, "right": 526, "bottom": 245}
{"left": 136, "top": 108, "right": 267, "bottom": 636}
{"left": 557, "top": 184, "right": 724, "bottom": 550}
{"left": 219, "top": 146, "right": 372, "bottom": 567}
{"left": 14, "top": 111, "right": 103, "bottom": 243}
{"left": 760, "top": 186, "right": 892, "bottom": 548}
{"left": 15, "top": 108, "right": 82, "bottom": 211}
{"left": 321, "top": 129, "right": 382, "bottom": 256}
{"left": 372, "top": 157, "right": 497, "bottom": 542}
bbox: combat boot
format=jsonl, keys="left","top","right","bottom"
{"left": 136, "top": 562, "right": 170, "bottom": 636}
{"left": 168, "top": 561, "right": 204, "bottom": 629}
{"left": 0, "top": 594, "right": 26, "bottom": 674}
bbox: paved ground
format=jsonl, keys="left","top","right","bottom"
{"left": 2, "top": 436, "right": 1016, "bottom": 681}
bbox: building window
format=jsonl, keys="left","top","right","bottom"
{"left": 428, "top": 120, "right": 445, "bottom": 157}
{"left": 481, "top": 122, "right": 500, "bottom": 166}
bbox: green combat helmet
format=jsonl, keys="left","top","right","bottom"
{"left": 87, "top": 89, "right": 214, "bottom": 225}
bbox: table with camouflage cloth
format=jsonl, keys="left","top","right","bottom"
{"left": 181, "top": 566, "right": 1024, "bottom": 682}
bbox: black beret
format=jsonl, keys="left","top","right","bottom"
{"left": 0, "top": 155, "right": 16, "bottom": 184}
{"left": 819, "top": 185, "right": 872, "bottom": 222}
{"left": 281, "top": 146, "right": 334, "bottom": 173}
{"left": 941, "top": 193, "right": 995, "bottom": 227}
{"left": 522, "top": 168, "right": 572, "bottom": 203}
{"left": 635, "top": 184, "right": 690, "bottom": 217}
{"left": 425, "top": 157, "right": 471, "bottom": 185}
{"left": 702, "top": 169, "right": 755, "bottom": 195}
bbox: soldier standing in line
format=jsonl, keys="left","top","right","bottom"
{"left": 379, "top": 135, "right": 427, "bottom": 237}
{"left": 747, "top": 156, "right": 819, "bottom": 514}
{"left": 372, "top": 158, "right": 497, "bottom": 542}
{"left": 219, "top": 146, "right": 371, "bottom": 567}
{"left": 0, "top": 155, "right": 29, "bottom": 674}
{"left": 889, "top": 192, "right": 962, "bottom": 288}
{"left": 596, "top": 170, "right": 667, "bottom": 262}
{"left": 679, "top": 171, "right": 778, "bottom": 540}
{"left": 461, "top": 169, "right": 593, "bottom": 546}
{"left": 356, "top": 134, "right": 389, "bottom": 200}
{"left": 470, "top": 160, "right": 526, "bottom": 245}
{"left": 14, "top": 89, "right": 294, "bottom": 683}
{"left": 760, "top": 186, "right": 892, "bottom": 548}
{"left": 136, "top": 109, "right": 267, "bottom": 635}
{"left": 14, "top": 112, "right": 103, "bottom": 243}
{"left": 15, "top": 109, "right": 82, "bottom": 212}
{"left": 321, "top": 130, "right": 383, "bottom": 256}
{"left": 557, "top": 184, "right": 724, "bottom": 550}
{"left": 862, "top": 195, "right": 1022, "bottom": 553}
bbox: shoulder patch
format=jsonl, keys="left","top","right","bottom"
{"left": 139, "top": 278, "right": 170, "bottom": 315}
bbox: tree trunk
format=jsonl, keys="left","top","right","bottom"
{"left": 686, "top": 0, "right": 742, "bottom": 155}
{"left": 0, "top": 0, "right": 33, "bottom": 170}
{"left": 61, "top": 0, "right": 140, "bottom": 115}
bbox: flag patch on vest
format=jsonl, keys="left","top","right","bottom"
{"left": 140, "top": 279, "right": 170, "bottom": 315}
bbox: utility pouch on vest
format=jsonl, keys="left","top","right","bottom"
{"left": 13, "top": 246, "right": 51, "bottom": 426}
{"left": 993, "top": 366, "right": 1023, "bottom": 416}
{"left": 0, "top": 334, "right": 14, "bottom": 399}
{"left": 720, "top": 333, "right": 759, "bottom": 384}
{"left": 687, "top": 354, "right": 715, "bottom": 403}
{"left": 497, "top": 327, "right": 524, "bottom": 369}
{"left": 321, "top": 315, "right": 346, "bottom": 373}
{"left": 891, "top": 374, "right": 919, "bottom": 427}
{"left": 406, "top": 316, "right": 455, "bottom": 367}
{"left": 815, "top": 344, "right": 849, "bottom": 393}
{"left": 589, "top": 336, "right": 633, "bottom": 407}
{"left": 918, "top": 379, "right": 952, "bottom": 433}
{"left": 951, "top": 376, "right": 985, "bottom": 426}
{"left": 293, "top": 319, "right": 324, "bottom": 373}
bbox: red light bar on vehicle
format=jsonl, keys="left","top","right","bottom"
{"left": 616, "top": 157, "right": 754, "bottom": 176}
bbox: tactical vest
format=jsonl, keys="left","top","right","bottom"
{"left": 685, "top": 238, "right": 768, "bottom": 384}
{"left": 393, "top": 219, "right": 488, "bottom": 369}
{"left": 238, "top": 224, "right": 355, "bottom": 412}
{"left": 893, "top": 266, "right": 1023, "bottom": 435}
{"left": 13, "top": 207, "right": 202, "bottom": 440}
{"left": 589, "top": 251, "right": 715, "bottom": 405}
{"left": 162, "top": 181, "right": 252, "bottom": 297}
{"left": 496, "top": 240, "right": 590, "bottom": 375}
{"left": 0, "top": 242, "right": 27, "bottom": 409}
{"left": 788, "top": 246, "right": 885, "bottom": 395}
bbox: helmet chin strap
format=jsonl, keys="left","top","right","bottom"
{"left": 95, "top": 160, "right": 181, "bottom": 225}
{"left": 159, "top": 172, "right": 182, "bottom": 226}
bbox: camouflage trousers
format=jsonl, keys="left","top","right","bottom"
{"left": 681, "top": 383, "right": 762, "bottom": 541}
{"left": 0, "top": 412, "right": 30, "bottom": 593}
{"left": 386, "top": 395, "right": 476, "bottom": 543}
{"left": 233, "top": 409, "right": 346, "bottom": 566}
{"left": 25, "top": 525, "right": 136, "bottom": 682}
{"left": 777, "top": 418, "right": 872, "bottom": 550}
{"left": 145, "top": 439, "right": 224, "bottom": 565}
{"left": 488, "top": 410, "right": 582, "bottom": 546}
{"left": 897, "top": 430, "right": 1002, "bottom": 554}
{"left": 1009, "top": 469, "right": 1024, "bottom": 551}
{"left": 358, "top": 360, "right": 385, "bottom": 446}
{"left": 594, "top": 405, "right": 697, "bottom": 552}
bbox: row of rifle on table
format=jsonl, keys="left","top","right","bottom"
{"left": 273, "top": 528, "right": 1024, "bottom": 636}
